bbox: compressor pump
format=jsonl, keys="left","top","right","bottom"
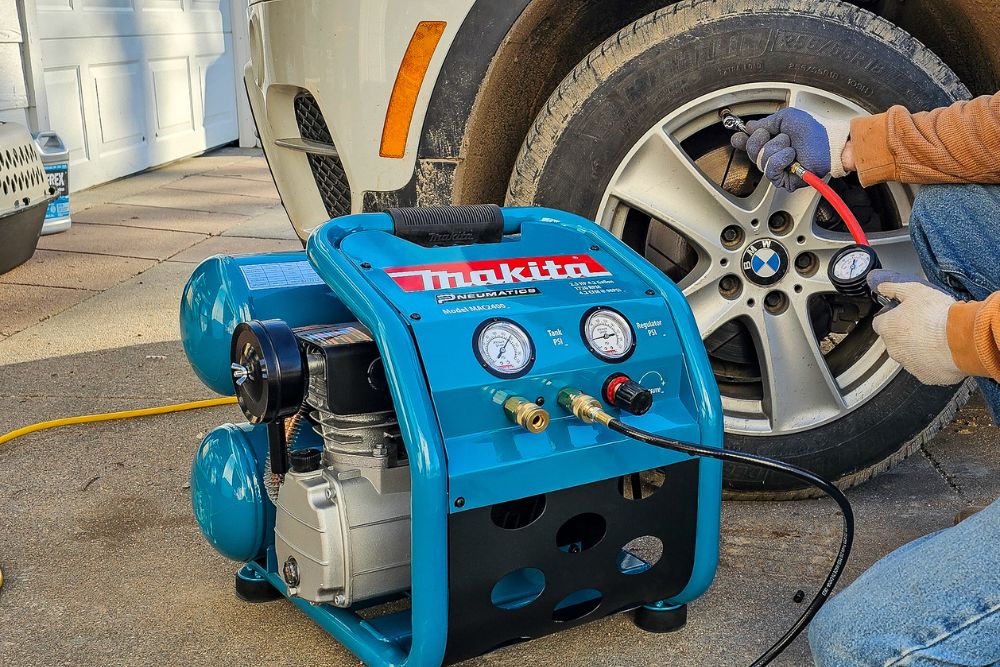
{"left": 181, "top": 205, "right": 850, "bottom": 666}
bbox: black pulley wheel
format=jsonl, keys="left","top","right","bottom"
{"left": 230, "top": 319, "right": 306, "bottom": 424}
{"left": 507, "top": 0, "right": 972, "bottom": 496}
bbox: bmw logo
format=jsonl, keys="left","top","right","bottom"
{"left": 742, "top": 239, "right": 788, "bottom": 286}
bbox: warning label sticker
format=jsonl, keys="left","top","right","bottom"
{"left": 240, "top": 261, "right": 325, "bottom": 291}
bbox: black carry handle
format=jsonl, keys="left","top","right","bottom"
{"left": 387, "top": 204, "right": 504, "bottom": 247}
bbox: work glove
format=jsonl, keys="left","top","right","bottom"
{"left": 730, "top": 108, "right": 852, "bottom": 191}
{"left": 867, "top": 270, "right": 967, "bottom": 386}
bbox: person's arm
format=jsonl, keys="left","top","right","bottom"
{"left": 867, "top": 273, "right": 1000, "bottom": 386}
{"left": 849, "top": 94, "right": 1000, "bottom": 186}
{"left": 948, "top": 294, "right": 1000, "bottom": 382}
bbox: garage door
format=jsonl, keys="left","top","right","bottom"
{"left": 36, "top": 0, "right": 239, "bottom": 191}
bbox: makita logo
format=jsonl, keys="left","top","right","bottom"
{"left": 385, "top": 255, "right": 611, "bottom": 292}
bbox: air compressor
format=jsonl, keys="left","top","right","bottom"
{"left": 181, "top": 205, "right": 851, "bottom": 666}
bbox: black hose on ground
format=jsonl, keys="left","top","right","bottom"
{"left": 606, "top": 419, "right": 854, "bottom": 667}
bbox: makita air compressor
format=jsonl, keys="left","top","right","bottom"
{"left": 181, "top": 205, "right": 851, "bottom": 666}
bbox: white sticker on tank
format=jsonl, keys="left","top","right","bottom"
{"left": 240, "top": 261, "right": 325, "bottom": 290}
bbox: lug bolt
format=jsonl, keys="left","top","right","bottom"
{"left": 721, "top": 225, "right": 744, "bottom": 249}
{"left": 719, "top": 274, "right": 742, "bottom": 300}
{"left": 768, "top": 211, "right": 793, "bottom": 235}
{"left": 763, "top": 291, "right": 789, "bottom": 315}
{"left": 795, "top": 252, "right": 819, "bottom": 277}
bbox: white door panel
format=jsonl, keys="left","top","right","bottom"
{"left": 37, "top": 0, "right": 238, "bottom": 190}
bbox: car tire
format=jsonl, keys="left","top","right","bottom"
{"left": 506, "top": 0, "right": 972, "bottom": 496}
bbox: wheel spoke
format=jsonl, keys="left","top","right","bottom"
{"left": 748, "top": 300, "right": 847, "bottom": 432}
{"left": 744, "top": 177, "right": 823, "bottom": 228}
{"left": 787, "top": 85, "right": 861, "bottom": 124}
{"left": 609, "top": 129, "right": 749, "bottom": 256}
{"left": 685, "top": 279, "right": 741, "bottom": 339}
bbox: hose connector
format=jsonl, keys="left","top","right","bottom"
{"left": 557, "top": 387, "right": 613, "bottom": 426}
{"left": 503, "top": 396, "right": 550, "bottom": 434}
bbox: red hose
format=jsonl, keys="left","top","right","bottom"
{"left": 801, "top": 170, "right": 869, "bottom": 246}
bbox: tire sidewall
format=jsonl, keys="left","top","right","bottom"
{"left": 510, "top": 1, "right": 968, "bottom": 489}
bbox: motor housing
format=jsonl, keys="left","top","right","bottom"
{"left": 275, "top": 464, "right": 411, "bottom": 605}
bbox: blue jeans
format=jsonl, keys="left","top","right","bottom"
{"left": 808, "top": 184, "right": 1000, "bottom": 666}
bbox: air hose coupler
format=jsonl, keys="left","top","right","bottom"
{"left": 556, "top": 388, "right": 613, "bottom": 425}
{"left": 503, "top": 396, "right": 550, "bottom": 433}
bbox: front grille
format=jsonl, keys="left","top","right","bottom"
{"left": 293, "top": 92, "right": 352, "bottom": 219}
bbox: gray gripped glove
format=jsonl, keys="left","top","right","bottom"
{"left": 730, "top": 108, "right": 852, "bottom": 192}
{"left": 867, "top": 269, "right": 967, "bottom": 386}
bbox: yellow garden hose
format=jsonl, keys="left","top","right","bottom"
{"left": 0, "top": 395, "right": 238, "bottom": 592}
{"left": 0, "top": 396, "right": 238, "bottom": 446}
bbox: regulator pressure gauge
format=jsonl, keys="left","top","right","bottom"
{"left": 474, "top": 319, "right": 535, "bottom": 378}
{"left": 582, "top": 307, "right": 636, "bottom": 362}
{"left": 828, "top": 244, "right": 882, "bottom": 298}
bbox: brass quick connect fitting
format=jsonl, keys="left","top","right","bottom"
{"left": 503, "top": 396, "right": 551, "bottom": 434}
{"left": 557, "top": 388, "right": 613, "bottom": 426}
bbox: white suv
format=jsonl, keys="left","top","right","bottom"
{"left": 245, "top": 0, "right": 996, "bottom": 495}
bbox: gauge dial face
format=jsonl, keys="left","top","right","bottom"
{"left": 832, "top": 249, "right": 875, "bottom": 281}
{"left": 582, "top": 307, "right": 636, "bottom": 362}
{"left": 474, "top": 319, "right": 535, "bottom": 378}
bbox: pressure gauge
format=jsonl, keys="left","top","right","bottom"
{"left": 474, "top": 318, "right": 536, "bottom": 378}
{"left": 828, "top": 244, "right": 882, "bottom": 298}
{"left": 582, "top": 307, "right": 636, "bottom": 362}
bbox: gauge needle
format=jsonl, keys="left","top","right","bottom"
{"left": 592, "top": 332, "right": 616, "bottom": 342}
{"left": 498, "top": 335, "right": 512, "bottom": 359}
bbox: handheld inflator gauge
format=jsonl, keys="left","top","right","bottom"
{"left": 181, "top": 205, "right": 853, "bottom": 666}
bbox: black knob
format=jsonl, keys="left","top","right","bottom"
{"left": 603, "top": 374, "right": 654, "bottom": 416}
{"left": 288, "top": 448, "right": 322, "bottom": 473}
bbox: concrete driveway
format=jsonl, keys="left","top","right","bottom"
{"left": 0, "top": 148, "right": 997, "bottom": 666}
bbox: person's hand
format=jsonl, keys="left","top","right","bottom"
{"left": 867, "top": 270, "right": 966, "bottom": 386}
{"left": 730, "top": 108, "right": 852, "bottom": 191}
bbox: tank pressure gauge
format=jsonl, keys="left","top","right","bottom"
{"left": 582, "top": 307, "right": 636, "bottom": 362}
{"left": 828, "top": 244, "right": 882, "bottom": 298}
{"left": 474, "top": 319, "right": 535, "bottom": 378}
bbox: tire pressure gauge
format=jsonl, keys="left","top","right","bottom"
{"left": 828, "top": 244, "right": 882, "bottom": 298}
{"left": 474, "top": 318, "right": 536, "bottom": 378}
{"left": 582, "top": 307, "right": 636, "bottom": 362}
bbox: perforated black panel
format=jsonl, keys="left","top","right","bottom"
{"left": 0, "top": 143, "right": 46, "bottom": 201}
{"left": 293, "top": 92, "right": 352, "bottom": 219}
{"left": 445, "top": 460, "right": 700, "bottom": 663}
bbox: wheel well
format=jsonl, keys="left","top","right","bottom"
{"left": 454, "top": 0, "right": 670, "bottom": 206}
{"left": 874, "top": 0, "right": 999, "bottom": 96}
{"left": 454, "top": 0, "right": 998, "bottom": 207}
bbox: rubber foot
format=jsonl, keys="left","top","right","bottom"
{"left": 235, "top": 565, "right": 282, "bottom": 603}
{"left": 633, "top": 603, "right": 687, "bottom": 633}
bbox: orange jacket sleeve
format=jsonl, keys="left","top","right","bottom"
{"left": 948, "top": 295, "right": 1000, "bottom": 383}
{"left": 849, "top": 94, "right": 1000, "bottom": 383}
{"left": 850, "top": 94, "right": 1000, "bottom": 187}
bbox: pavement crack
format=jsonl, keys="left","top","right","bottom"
{"left": 81, "top": 476, "right": 100, "bottom": 492}
{"left": 920, "top": 445, "right": 965, "bottom": 499}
